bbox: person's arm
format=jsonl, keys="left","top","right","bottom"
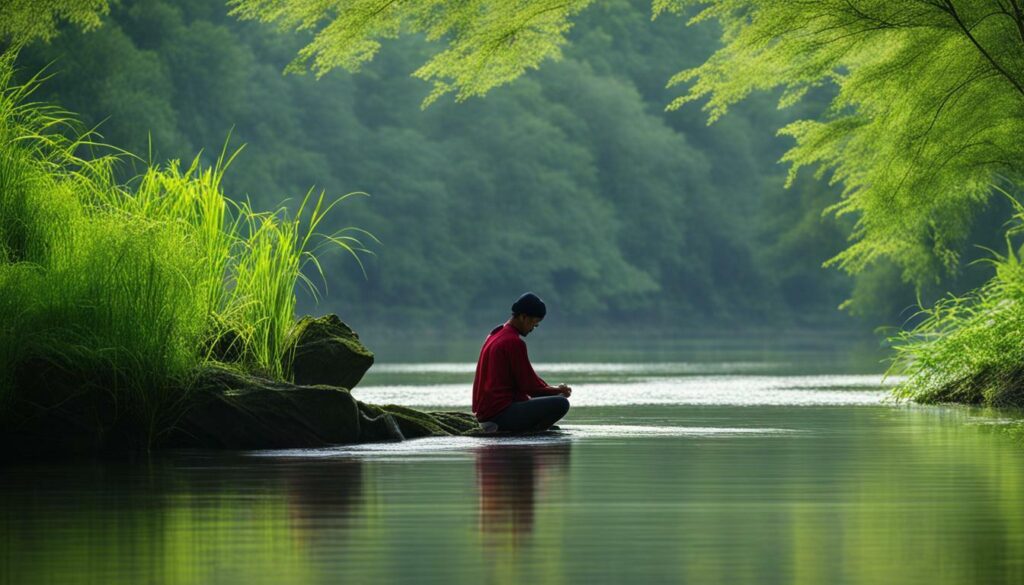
{"left": 532, "top": 382, "right": 572, "bottom": 397}
{"left": 509, "top": 339, "right": 572, "bottom": 397}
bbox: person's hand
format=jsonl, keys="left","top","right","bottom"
{"left": 555, "top": 384, "right": 572, "bottom": 397}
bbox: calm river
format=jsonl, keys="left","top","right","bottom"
{"left": 3, "top": 336, "right": 1024, "bottom": 584}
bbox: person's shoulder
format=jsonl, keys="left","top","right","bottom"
{"left": 498, "top": 331, "right": 525, "bottom": 350}
{"left": 491, "top": 325, "right": 524, "bottom": 347}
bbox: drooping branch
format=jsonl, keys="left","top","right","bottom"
{"left": 940, "top": 0, "right": 1024, "bottom": 97}
{"left": 1007, "top": 0, "right": 1024, "bottom": 44}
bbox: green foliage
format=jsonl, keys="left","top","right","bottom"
{"left": 668, "top": 0, "right": 1024, "bottom": 288}
{"left": 0, "top": 54, "right": 205, "bottom": 432}
{"left": 0, "top": 0, "right": 110, "bottom": 45}
{"left": 228, "top": 0, "right": 597, "bottom": 106}
{"left": 0, "top": 52, "right": 362, "bottom": 442}
{"left": 892, "top": 192, "right": 1024, "bottom": 406}
{"left": 230, "top": 191, "right": 371, "bottom": 379}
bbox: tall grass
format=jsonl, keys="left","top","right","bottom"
{"left": 891, "top": 189, "right": 1024, "bottom": 407}
{"left": 230, "top": 190, "right": 370, "bottom": 379}
{"left": 0, "top": 51, "right": 368, "bottom": 446}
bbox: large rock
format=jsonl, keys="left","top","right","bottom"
{"left": 167, "top": 366, "right": 368, "bottom": 449}
{"left": 164, "top": 367, "right": 477, "bottom": 449}
{"left": 288, "top": 315, "right": 374, "bottom": 389}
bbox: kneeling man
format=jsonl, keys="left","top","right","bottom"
{"left": 472, "top": 292, "right": 572, "bottom": 432}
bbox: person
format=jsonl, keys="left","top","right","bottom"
{"left": 472, "top": 292, "right": 572, "bottom": 432}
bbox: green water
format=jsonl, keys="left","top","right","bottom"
{"left": 3, "top": 346, "right": 1024, "bottom": 584}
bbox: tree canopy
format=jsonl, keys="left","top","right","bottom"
{"left": 0, "top": 0, "right": 109, "bottom": 45}
{"left": 131, "top": 0, "right": 1024, "bottom": 290}
{"left": 228, "top": 0, "right": 598, "bottom": 107}
{"left": 667, "top": 0, "right": 1024, "bottom": 288}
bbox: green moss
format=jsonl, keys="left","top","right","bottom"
{"left": 366, "top": 404, "right": 480, "bottom": 438}
{"left": 427, "top": 411, "right": 481, "bottom": 434}
{"left": 289, "top": 315, "right": 373, "bottom": 358}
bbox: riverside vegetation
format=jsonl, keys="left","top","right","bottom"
{"left": 0, "top": 53, "right": 477, "bottom": 457}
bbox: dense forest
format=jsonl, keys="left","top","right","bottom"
{"left": 13, "top": 0, "right": 988, "bottom": 331}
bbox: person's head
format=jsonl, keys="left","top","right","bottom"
{"left": 509, "top": 292, "right": 546, "bottom": 336}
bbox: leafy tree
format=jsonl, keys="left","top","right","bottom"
{"left": 666, "top": 0, "right": 1024, "bottom": 289}
{"left": 0, "top": 0, "right": 110, "bottom": 45}
{"left": 228, "top": 0, "right": 598, "bottom": 106}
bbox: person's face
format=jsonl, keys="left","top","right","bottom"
{"left": 523, "top": 316, "right": 542, "bottom": 335}
{"left": 513, "top": 314, "right": 543, "bottom": 336}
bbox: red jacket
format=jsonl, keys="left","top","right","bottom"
{"left": 472, "top": 323, "right": 554, "bottom": 421}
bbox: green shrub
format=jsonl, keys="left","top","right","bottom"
{"left": 891, "top": 190, "right": 1024, "bottom": 407}
{"left": 0, "top": 51, "right": 367, "bottom": 445}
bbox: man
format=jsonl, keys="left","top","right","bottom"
{"left": 472, "top": 292, "right": 572, "bottom": 432}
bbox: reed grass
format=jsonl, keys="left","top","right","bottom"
{"left": 0, "top": 51, "right": 369, "bottom": 446}
{"left": 891, "top": 189, "right": 1024, "bottom": 407}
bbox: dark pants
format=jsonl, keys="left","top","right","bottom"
{"left": 488, "top": 396, "right": 570, "bottom": 432}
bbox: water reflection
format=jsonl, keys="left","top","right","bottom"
{"left": 0, "top": 454, "right": 369, "bottom": 585}
{"left": 476, "top": 443, "right": 572, "bottom": 549}
{"left": 279, "top": 459, "right": 364, "bottom": 543}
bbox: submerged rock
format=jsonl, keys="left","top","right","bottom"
{"left": 288, "top": 314, "right": 374, "bottom": 389}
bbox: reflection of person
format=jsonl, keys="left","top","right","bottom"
{"left": 476, "top": 444, "right": 572, "bottom": 541}
{"left": 472, "top": 292, "right": 572, "bottom": 432}
{"left": 477, "top": 446, "right": 540, "bottom": 538}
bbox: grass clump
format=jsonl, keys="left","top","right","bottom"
{"left": 891, "top": 191, "right": 1024, "bottom": 407}
{"left": 0, "top": 51, "right": 368, "bottom": 447}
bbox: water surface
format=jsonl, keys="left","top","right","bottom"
{"left": 3, "top": 349, "right": 1024, "bottom": 584}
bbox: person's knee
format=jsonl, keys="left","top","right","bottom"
{"left": 552, "top": 395, "right": 570, "bottom": 417}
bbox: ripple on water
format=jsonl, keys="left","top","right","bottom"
{"left": 352, "top": 374, "right": 896, "bottom": 407}
{"left": 371, "top": 361, "right": 789, "bottom": 375}
{"left": 247, "top": 424, "right": 795, "bottom": 460}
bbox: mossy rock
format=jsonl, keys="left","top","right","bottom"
{"left": 356, "top": 402, "right": 405, "bottom": 442}
{"left": 166, "top": 366, "right": 364, "bottom": 449}
{"left": 288, "top": 315, "right": 374, "bottom": 390}
{"left": 370, "top": 404, "right": 480, "bottom": 438}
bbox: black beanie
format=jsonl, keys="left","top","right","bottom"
{"left": 511, "top": 292, "right": 546, "bottom": 318}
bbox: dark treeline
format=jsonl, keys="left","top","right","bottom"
{"left": 16, "top": 0, "right": 998, "bottom": 331}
